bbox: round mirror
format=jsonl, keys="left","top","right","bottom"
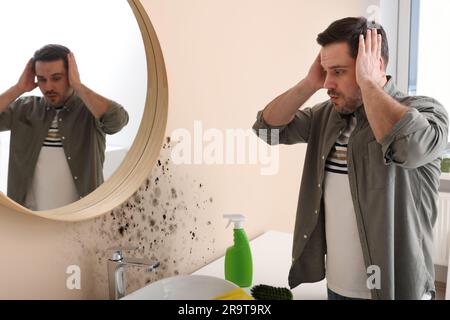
{"left": 0, "top": 0, "right": 168, "bottom": 221}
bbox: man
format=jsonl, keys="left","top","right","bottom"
{"left": 0, "top": 44, "right": 129, "bottom": 211}
{"left": 253, "top": 17, "right": 448, "bottom": 300}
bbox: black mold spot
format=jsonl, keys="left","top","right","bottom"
{"left": 134, "top": 194, "right": 142, "bottom": 204}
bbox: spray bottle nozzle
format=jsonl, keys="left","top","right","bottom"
{"left": 223, "top": 214, "right": 246, "bottom": 229}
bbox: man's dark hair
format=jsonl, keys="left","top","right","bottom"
{"left": 317, "top": 17, "right": 389, "bottom": 68}
{"left": 32, "top": 44, "right": 71, "bottom": 73}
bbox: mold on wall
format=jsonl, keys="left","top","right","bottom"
{"left": 63, "top": 138, "right": 217, "bottom": 299}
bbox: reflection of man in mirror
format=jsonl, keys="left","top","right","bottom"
{"left": 0, "top": 44, "right": 129, "bottom": 211}
{"left": 253, "top": 17, "right": 448, "bottom": 300}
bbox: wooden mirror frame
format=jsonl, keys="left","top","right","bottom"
{"left": 0, "top": 0, "right": 168, "bottom": 221}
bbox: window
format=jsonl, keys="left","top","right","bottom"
{"left": 408, "top": 0, "right": 450, "bottom": 141}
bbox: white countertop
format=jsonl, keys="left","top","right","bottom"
{"left": 192, "top": 230, "right": 327, "bottom": 300}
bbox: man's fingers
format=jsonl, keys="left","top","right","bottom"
{"left": 68, "top": 53, "right": 74, "bottom": 64}
{"left": 365, "top": 29, "right": 372, "bottom": 54}
{"left": 358, "top": 34, "right": 365, "bottom": 56}
{"left": 68, "top": 52, "right": 79, "bottom": 70}
{"left": 25, "top": 58, "right": 34, "bottom": 72}
{"left": 371, "top": 28, "right": 378, "bottom": 55}
{"left": 377, "top": 34, "right": 382, "bottom": 59}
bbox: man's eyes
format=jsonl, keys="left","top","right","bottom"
{"left": 323, "top": 69, "right": 346, "bottom": 75}
{"left": 37, "top": 77, "right": 62, "bottom": 82}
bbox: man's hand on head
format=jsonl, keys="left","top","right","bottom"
{"left": 67, "top": 52, "right": 83, "bottom": 92}
{"left": 17, "top": 58, "right": 38, "bottom": 93}
{"left": 305, "top": 53, "right": 326, "bottom": 92}
{"left": 356, "top": 29, "right": 386, "bottom": 89}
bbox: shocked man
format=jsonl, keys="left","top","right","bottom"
{"left": 253, "top": 17, "right": 448, "bottom": 299}
{"left": 0, "top": 44, "right": 129, "bottom": 211}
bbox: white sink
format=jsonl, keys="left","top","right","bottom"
{"left": 121, "top": 275, "right": 239, "bottom": 300}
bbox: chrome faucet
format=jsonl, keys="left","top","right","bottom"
{"left": 107, "top": 247, "right": 160, "bottom": 300}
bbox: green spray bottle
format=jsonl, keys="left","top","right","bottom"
{"left": 223, "top": 214, "right": 253, "bottom": 287}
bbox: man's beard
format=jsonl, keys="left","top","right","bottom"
{"left": 328, "top": 89, "right": 363, "bottom": 114}
{"left": 45, "top": 92, "right": 62, "bottom": 106}
{"left": 45, "top": 89, "right": 73, "bottom": 107}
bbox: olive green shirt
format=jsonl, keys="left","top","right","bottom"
{"left": 0, "top": 93, "right": 129, "bottom": 207}
{"left": 252, "top": 77, "right": 449, "bottom": 299}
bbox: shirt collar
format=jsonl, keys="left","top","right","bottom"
{"left": 44, "top": 91, "right": 79, "bottom": 111}
{"left": 353, "top": 75, "right": 397, "bottom": 121}
{"left": 62, "top": 91, "right": 79, "bottom": 111}
{"left": 330, "top": 75, "right": 398, "bottom": 124}
{"left": 382, "top": 75, "right": 397, "bottom": 96}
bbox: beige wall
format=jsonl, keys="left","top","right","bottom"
{"left": 0, "top": 0, "right": 363, "bottom": 299}
{"left": 143, "top": 0, "right": 363, "bottom": 242}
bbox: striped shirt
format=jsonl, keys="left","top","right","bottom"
{"left": 323, "top": 113, "right": 371, "bottom": 299}
{"left": 43, "top": 107, "right": 63, "bottom": 147}
{"left": 325, "top": 115, "right": 356, "bottom": 175}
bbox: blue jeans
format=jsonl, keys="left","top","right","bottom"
{"left": 327, "top": 288, "right": 368, "bottom": 300}
{"left": 327, "top": 288, "right": 435, "bottom": 300}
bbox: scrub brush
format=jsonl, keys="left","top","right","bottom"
{"left": 250, "top": 284, "right": 293, "bottom": 300}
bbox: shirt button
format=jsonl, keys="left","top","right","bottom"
{"left": 62, "top": 136, "right": 65, "bottom": 140}
{"left": 67, "top": 156, "right": 71, "bottom": 160}
{"left": 318, "top": 184, "right": 321, "bottom": 188}
{"left": 322, "top": 156, "right": 325, "bottom": 160}
{"left": 315, "top": 210, "right": 318, "bottom": 214}
{"left": 59, "top": 118, "right": 63, "bottom": 122}
{"left": 74, "top": 176, "right": 78, "bottom": 180}
{"left": 304, "top": 234, "right": 308, "bottom": 239}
